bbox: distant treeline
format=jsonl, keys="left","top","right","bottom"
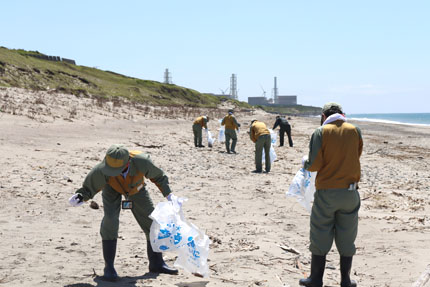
{"left": 29, "top": 53, "right": 76, "bottom": 65}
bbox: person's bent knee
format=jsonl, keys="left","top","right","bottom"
{"left": 310, "top": 244, "right": 330, "bottom": 256}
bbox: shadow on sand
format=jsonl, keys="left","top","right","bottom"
{"left": 64, "top": 274, "right": 209, "bottom": 287}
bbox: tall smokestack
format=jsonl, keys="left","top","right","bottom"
{"left": 273, "top": 76, "right": 278, "bottom": 104}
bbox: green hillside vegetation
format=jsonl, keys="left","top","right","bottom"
{"left": 0, "top": 47, "right": 320, "bottom": 114}
{"left": 0, "top": 47, "right": 238, "bottom": 108}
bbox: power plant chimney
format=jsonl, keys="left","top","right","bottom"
{"left": 230, "top": 74, "right": 238, "bottom": 100}
{"left": 273, "top": 76, "right": 279, "bottom": 104}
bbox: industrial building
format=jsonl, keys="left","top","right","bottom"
{"left": 248, "top": 77, "right": 297, "bottom": 106}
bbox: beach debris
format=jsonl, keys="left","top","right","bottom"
{"left": 294, "top": 256, "right": 302, "bottom": 270}
{"left": 412, "top": 264, "right": 430, "bottom": 287}
{"left": 279, "top": 245, "right": 301, "bottom": 255}
{"left": 90, "top": 201, "right": 99, "bottom": 209}
{"left": 276, "top": 274, "right": 291, "bottom": 287}
{"left": 0, "top": 275, "right": 8, "bottom": 284}
{"left": 132, "top": 141, "right": 165, "bottom": 149}
{"left": 208, "top": 235, "right": 222, "bottom": 245}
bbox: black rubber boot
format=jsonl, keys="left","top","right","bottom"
{"left": 340, "top": 256, "right": 357, "bottom": 287}
{"left": 299, "top": 254, "right": 326, "bottom": 287}
{"left": 231, "top": 140, "right": 237, "bottom": 153}
{"left": 147, "top": 241, "right": 178, "bottom": 275}
{"left": 102, "top": 239, "right": 118, "bottom": 281}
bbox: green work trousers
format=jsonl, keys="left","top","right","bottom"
{"left": 255, "top": 134, "right": 271, "bottom": 172}
{"left": 100, "top": 185, "right": 155, "bottom": 241}
{"left": 225, "top": 128, "right": 237, "bottom": 152}
{"left": 309, "top": 188, "right": 360, "bottom": 256}
{"left": 193, "top": 124, "right": 203, "bottom": 147}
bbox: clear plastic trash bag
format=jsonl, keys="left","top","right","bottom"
{"left": 149, "top": 196, "right": 211, "bottom": 277}
{"left": 269, "top": 129, "right": 277, "bottom": 145}
{"left": 262, "top": 145, "right": 277, "bottom": 164}
{"left": 174, "top": 222, "right": 211, "bottom": 277}
{"left": 218, "top": 126, "right": 225, "bottom": 143}
{"left": 205, "top": 129, "right": 215, "bottom": 147}
{"left": 286, "top": 168, "right": 317, "bottom": 213}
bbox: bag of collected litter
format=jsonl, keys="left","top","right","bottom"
{"left": 149, "top": 196, "right": 211, "bottom": 277}
{"left": 269, "top": 129, "right": 277, "bottom": 145}
{"left": 174, "top": 222, "right": 211, "bottom": 277}
{"left": 206, "top": 129, "right": 215, "bottom": 147}
{"left": 286, "top": 168, "right": 316, "bottom": 213}
{"left": 218, "top": 126, "right": 225, "bottom": 143}
{"left": 262, "top": 145, "right": 277, "bottom": 164}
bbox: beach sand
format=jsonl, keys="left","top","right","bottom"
{"left": 1, "top": 87, "right": 429, "bottom": 287}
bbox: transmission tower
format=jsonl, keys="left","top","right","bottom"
{"left": 164, "top": 68, "right": 172, "bottom": 84}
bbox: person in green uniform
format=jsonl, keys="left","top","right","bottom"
{"left": 249, "top": 119, "right": 271, "bottom": 173}
{"left": 300, "top": 103, "right": 362, "bottom": 287}
{"left": 221, "top": 109, "right": 240, "bottom": 153}
{"left": 192, "top": 116, "right": 209, "bottom": 147}
{"left": 68, "top": 144, "right": 179, "bottom": 281}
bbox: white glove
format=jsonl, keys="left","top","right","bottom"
{"left": 301, "top": 155, "right": 308, "bottom": 168}
{"left": 167, "top": 193, "right": 187, "bottom": 210}
{"left": 68, "top": 193, "right": 84, "bottom": 207}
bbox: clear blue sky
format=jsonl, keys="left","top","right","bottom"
{"left": 2, "top": 0, "right": 429, "bottom": 113}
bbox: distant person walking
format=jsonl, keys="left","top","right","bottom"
{"left": 249, "top": 119, "right": 271, "bottom": 173}
{"left": 221, "top": 109, "right": 240, "bottom": 153}
{"left": 300, "top": 103, "right": 362, "bottom": 287}
{"left": 192, "top": 116, "right": 209, "bottom": 147}
{"left": 272, "top": 115, "right": 293, "bottom": 147}
{"left": 68, "top": 144, "right": 179, "bottom": 281}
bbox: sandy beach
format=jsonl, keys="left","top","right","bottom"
{"left": 1, "top": 87, "right": 429, "bottom": 287}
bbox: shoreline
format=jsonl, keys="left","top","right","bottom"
{"left": 350, "top": 116, "right": 430, "bottom": 127}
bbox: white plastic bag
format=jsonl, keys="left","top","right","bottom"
{"left": 149, "top": 196, "right": 211, "bottom": 277}
{"left": 206, "top": 129, "right": 215, "bottom": 147}
{"left": 218, "top": 126, "right": 225, "bottom": 143}
{"left": 286, "top": 168, "right": 316, "bottom": 213}
{"left": 174, "top": 222, "right": 211, "bottom": 277}
{"left": 149, "top": 200, "right": 185, "bottom": 252}
{"left": 262, "top": 145, "right": 277, "bottom": 164}
{"left": 269, "top": 129, "right": 277, "bottom": 146}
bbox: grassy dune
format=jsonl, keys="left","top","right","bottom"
{"left": 0, "top": 47, "right": 229, "bottom": 107}
{"left": 0, "top": 47, "right": 320, "bottom": 114}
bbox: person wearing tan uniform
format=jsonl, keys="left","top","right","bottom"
{"left": 221, "top": 109, "right": 240, "bottom": 153}
{"left": 192, "top": 116, "right": 209, "bottom": 147}
{"left": 249, "top": 120, "right": 271, "bottom": 173}
{"left": 300, "top": 103, "right": 362, "bottom": 287}
{"left": 68, "top": 144, "right": 178, "bottom": 281}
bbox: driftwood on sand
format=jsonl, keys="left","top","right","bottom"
{"left": 412, "top": 265, "right": 430, "bottom": 287}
